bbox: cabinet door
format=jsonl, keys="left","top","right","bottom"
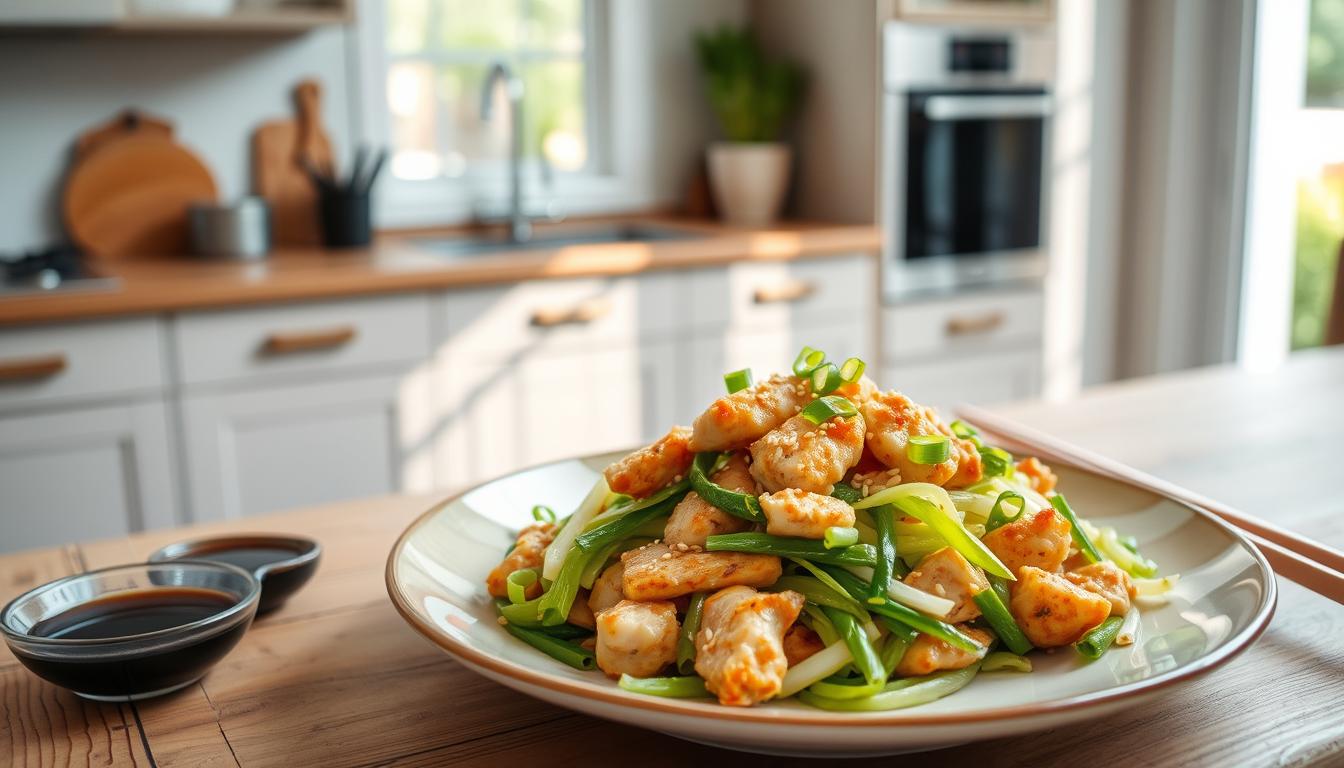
{"left": 0, "top": 402, "right": 176, "bottom": 552}
{"left": 181, "top": 373, "right": 432, "bottom": 521}
{"left": 882, "top": 349, "right": 1042, "bottom": 414}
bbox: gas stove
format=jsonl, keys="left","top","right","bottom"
{"left": 0, "top": 245, "right": 119, "bottom": 297}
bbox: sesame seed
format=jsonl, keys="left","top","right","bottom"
{"left": 690, "top": 545, "right": 703, "bottom": 552}
{"left": 660, "top": 552, "right": 673, "bottom": 560}
{"left": 676, "top": 542, "right": 689, "bottom": 551}
{"left": 933, "top": 584, "right": 947, "bottom": 596}
{"left": 704, "top": 628, "right": 714, "bottom": 641}
{"left": 1116, "top": 633, "right": 1134, "bottom": 647}
{"left": 497, "top": 616, "right": 509, "bottom": 625}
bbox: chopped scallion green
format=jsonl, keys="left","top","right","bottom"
{"left": 793, "top": 346, "right": 827, "bottom": 377}
{"left": 824, "top": 526, "right": 860, "bottom": 549}
{"left": 723, "top": 368, "right": 753, "bottom": 394}
{"left": 810, "top": 362, "right": 842, "bottom": 395}
{"left": 906, "top": 434, "right": 950, "bottom": 465}
{"left": 839, "top": 357, "right": 866, "bottom": 384}
{"left": 531, "top": 505, "right": 556, "bottom": 523}
{"left": 800, "top": 395, "right": 858, "bottom": 425}
{"left": 505, "top": 568, "right": 538, "bottom": 605}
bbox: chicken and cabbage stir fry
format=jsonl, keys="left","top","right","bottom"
{"left": 487, "top": 348, "right": 1175, "bottom": 710}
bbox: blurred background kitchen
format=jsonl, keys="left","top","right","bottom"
{"left": 0, "top": 0, "right": 1339, "bottom": 553}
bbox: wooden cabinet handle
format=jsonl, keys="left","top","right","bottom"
{"left": 0, "top": 354, "right": 67, "bottom": 382}
{"left": 261, "top": 326, "right": 357, "bottom": 355}
{"left": 753, "top": 280, "right": 817, "bottom": 304}
{"left": 530, "top": 298, "right": 611, "bottom": 327}
{"left": 945, "top": 312, "right": 1006, "bottom": 337}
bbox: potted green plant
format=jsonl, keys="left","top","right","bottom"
{"left": 695, "top": 25, "right": 806, "bottom": 225}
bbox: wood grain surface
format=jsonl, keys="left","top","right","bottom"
{"left": 0, "top": 219, "right": 882, "bottom": 328}
{"left": 2, "top": 349, "right": 1342, "bottom": 766}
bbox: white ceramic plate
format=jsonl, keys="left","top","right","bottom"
{"left": 386, "top": 452, "right": 1276, "bottom": 757}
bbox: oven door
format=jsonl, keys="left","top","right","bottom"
{"left": 884, "top": 86, "right": 1051, "bottom": 297}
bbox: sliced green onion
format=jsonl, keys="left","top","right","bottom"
{"left": 949, "top": 419, "right": 978, "bottom": 439}
{"left": 535, "top": 623, "right": 594, "bottom": 641}
{"left": 535, "top": 546, "right": 593, "bottom": 625}
{"left": 824, "top": 526, "right": 859, "bottom": 549}
{"left": 787, "top": 558, "right": 869, "bottom": 621}
{"left": 810, "top": 362, "right": 842, "bottom": 395}
{"left": 677, "top": 593, "right": 706, "bottom": 675}
{"left": 972, "top": 586, "right": 1033, "bottom": 656}
{"left": 1076, "top": 615, "right": 1124, "bottom": 660}
{"left": 802, "top": 604, "right": 840, "bottom": 646}
{"left": 689, "top": 452, "right": 763, "bottom": 522}
{"left": 825, "top": 567, "right": 983, "bottom": 653}
{"left": 979, "top": 446, "right": 1015, "bottom": 478}
{"left": 867, "top": 504, "right": 897, "bottom": 604}
{"left": 506, "top": 568, "right": 538, "bottom": 605}
{"left": 807, "top": 675, "right": 885, "bottom": 700}
{"left": 839, "top": 357, "right": 866, "bottom": 384}
{"left": 841, "top": 564, "right": 954, "bottom": 617}
{"left": 822, "top": 607, "right": 885, "bottom": 686}
{"left": 879, "top": 629, "right": 912, "bottom": 677}
{"left": 1094, "top": 525, "right": 1159, "bottom": 577}
{"left": 780, "top": 638, "right": 854, "bottom": 697}
{"left": 773, "top": 576, "right": 868, "bottom": 623}
{"left": 800, "top": 395, "right": 858, "bottom": 425}
{"left": 793, "top": 346, "right": 827, "bottom": 377}
{"left": 531, "top": 505, "right": 556, "bottom": 523}
{"left": 542, "top": 476, "right": 609, "bottom": 581}
{"left": 723, "top": 368, "right": 753, "bottom": 394}
{"left": 1120, "top": 534, "right": 1140, "bottom": 554}
{"left": 982, "top": 651, "right": 1033, "bottom": 673}
{"left": 705, "top": 533, "right": 877, "bottom": 567}
{"left": 798, "top": 664, "right": 980, "bottom": 711}
{"left": 830, "top": 481, "right": 863, "bottom": 505}
{"left": 573, "top": 480, "right": 687, "bottom": 551}
{"left": 502, "top": 622, "right": 596, "bottom": 670}
{"left": 1051, "top": 494, "right": 1104, "bottom": 564}
{"left": 853, "top": 483, "right": 1013, "bottom": 580}
{"left": 618, "top": 674, "right": 710, "bottom": 698}
{"left": 497, "top": 596, "right": 546, "bottom": 628}
{"left": 984, "top": 491, "right": 1027, "bottom": 532}
{"left": 906, "top": 435, "right": 951, "bottom": 465}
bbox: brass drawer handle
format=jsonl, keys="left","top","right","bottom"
{"left": 261, "top": 326, "right": 357, "bottom": 355}
{"left": 530, "top": 298, "right": 611, "bottom": 328}
{"left": 754, "top": 279, "right": 817, "bottom": 304}
{"left": 0, "top": 354, "right": 67, "bottom": 382}
{"left": 946, "top": 312, "right": 1007, "bottom": 337}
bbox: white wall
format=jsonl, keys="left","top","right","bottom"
{"left": 0, "top": 29, "right": 354, "bottom": 252}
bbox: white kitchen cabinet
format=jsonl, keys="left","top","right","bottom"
{"left": 180, "top": 371, "right": 433, "bottom": 521}
{"left": 0, "top": 401, "right": 177, "bottom": 551}
{"left": 882, "top": 349, "right": 1042, "bottom": 414}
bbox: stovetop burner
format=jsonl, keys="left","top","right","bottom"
{"left": 1, "top": 245, "right": 119, "bottom": 296}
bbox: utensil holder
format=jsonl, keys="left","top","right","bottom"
{"left": 318, "top": 187, "right": 372, "bottom": 249}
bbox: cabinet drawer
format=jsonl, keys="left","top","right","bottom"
{"left": 883, "top": 288, "right": 1042, "bottom": 362}
{"left": 439, "top": 273, "right": 680, "bottom": 359}
{"left": 882, "top": 349, "right": 1041, "bottom": 414}
{"left": 685, "top": 254, "right": 876, "bottom": 333}
{"left": 0, "top": 318, "right": 164, "bottom": 411}
{"left": 174, "top": 294, "right": 432, "bottom": 387}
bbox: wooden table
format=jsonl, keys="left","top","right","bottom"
{"left": 3, "top": 349, "right": 1343, "bottom": 767}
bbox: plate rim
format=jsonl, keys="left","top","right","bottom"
{"left": 386, "top": 453, "right": 1278, "bottom": 728}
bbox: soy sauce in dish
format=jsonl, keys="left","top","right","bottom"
{"left": 156, "top": 540, "right": 319, "bottom": 613}
{"left": 15, "top": 588, "right": 247, "bottom": 698}
{"left": 198, "top": 546, "right": 300, "bottom": 575}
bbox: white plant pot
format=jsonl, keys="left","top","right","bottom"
{"left": 706, "top": 142, "right": 792, "bottom": 226}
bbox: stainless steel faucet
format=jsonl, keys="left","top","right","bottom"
{"left": 480, "top": 61, "right": 531, "bottom": 243}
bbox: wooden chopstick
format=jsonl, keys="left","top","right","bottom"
{"left": 957, "top": 404, "right": 1344, "bottom": 605}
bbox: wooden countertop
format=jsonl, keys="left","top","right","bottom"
{"left": 0, "top": 219, "right": 882, "bottom": 328}
{"left": 3, "top": 348, "right": 1342, "bottom": 766}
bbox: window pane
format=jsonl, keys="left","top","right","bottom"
{"left": 439, "top": 63, "right": 506, "bottom": 175}
{"left": 523, "top": 59, "right": 587, "bottom": 171}
{"left": 435, "top": 0, "right": 520, "bottom": 50}
{"left": 387, "top": 61, "right": 442, "bottom": 180}
{"left": 524, "top": 0, "right": 584, "bottom": 53}
{"left": 386, "top": 0, "right": 431, "bottom": 54}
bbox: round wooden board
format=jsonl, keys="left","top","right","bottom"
{"left": 64, "top": 134, "right": 217, "bottom": 259}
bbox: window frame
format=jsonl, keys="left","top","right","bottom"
{"left": 354, "top": 0, "right": 649, "bottom": 228}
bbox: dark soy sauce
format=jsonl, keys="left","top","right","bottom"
{"left": 177, "top": 544, "right": 317, "bottom": 613}
{"left": 16, "top": 588, "right": 246, "bottom": 698}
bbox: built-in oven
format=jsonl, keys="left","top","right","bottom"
{"left": 881, "top": 22, "right": 1055, "bottom": 299}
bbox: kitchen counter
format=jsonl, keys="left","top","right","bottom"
{"left": 2, "top": 348, "right": 1341, "bottom": 767}
{"left": 0, "top": 218, "right": 882, "bottom": 327}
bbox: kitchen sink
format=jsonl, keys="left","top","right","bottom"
{"left": 414, "top": 223, "right": 706, "bottom": 259}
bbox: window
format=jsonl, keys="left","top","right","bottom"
{"left": 383, "top": 0, "right": 591, "bottom": 182}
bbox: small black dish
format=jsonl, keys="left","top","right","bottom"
{"left": 0, "top": 562, "right": 260, "bottom": 701}
{"left": 149, "top": 535, "right": 321, "bottom": 614}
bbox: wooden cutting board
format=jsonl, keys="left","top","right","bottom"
{"left": 252, "top": 79, "right": 335, "bottom": 247}
{"left": 64, "top": 111, "right": 217, "bottom": 260}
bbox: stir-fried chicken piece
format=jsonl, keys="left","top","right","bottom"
{"left": 981, "top": 507, "right": 1073, "bottom": 575}
{"left": 782, "top": 623, "right": 826, "bottom": 666}
{"left": 1065, "top": 561, "right": 1136, "bottom": 617}
{"left": 567, "top": 589, "right": 595, "bottom": 629}
{"left": 758, "top": 488, "right": 855, "bottom": 539}
{"left": 1016, "top": 456, "right": 1059, "bottom": 496}
{"left": 894, "top": 626, "right": 991, "bottom": 677}
{"left": 860, "top": 391, "right": 982, "bottom": 488}
{"left": 835, "top": 375, "right": 880, "bottom": 405}
{"left": 690, "top": 374, "right": 811, "bottom": 452}
{"left": 594, "top": 600, "right": 679, "bottom": 679}
{"left": 603, "top": 426, "right": 694, "bottom": 498}
{"left": 587, "top": 561, "right": 625, "bottom": 615}
{"left": 664, "top": 454, "right": 755, "bottom": 548}
{"left": 485, "top": 522, "right": 555, "bottom": 599}
{"left": 749, "top": 414, "right": 865, "bottom": 495}
{"left": 695, "top": 586, "right": 805, "bottom": 706}
{"left": 903, "top": 547, "right": 989, "bottom": 623}
{"left": 851, "top": 467, "right": 904, "bottom": 498}
{"left": 1010, "top": 566, "right": 1111, "bottom": 647}
{"left": 621, "top": 543, "right": 782, "bottom": 601}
